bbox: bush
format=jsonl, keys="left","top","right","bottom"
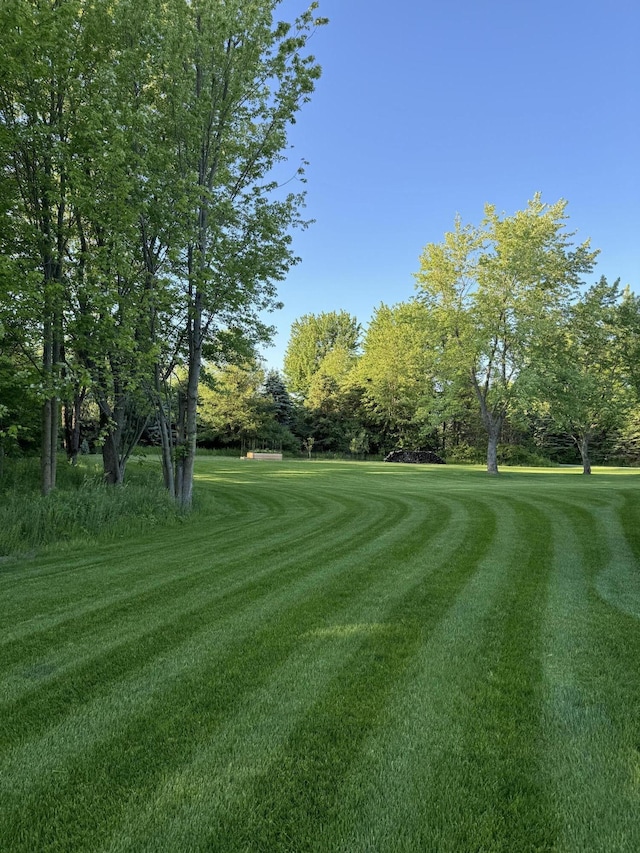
{"left": 445, "top": 443, "right": 484, "bottom": 464}
{"left": 497, "top": 444, "right": 555, "bottom": 467}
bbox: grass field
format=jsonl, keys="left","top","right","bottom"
{"left": 1, "top": 458, "right": 640, "bottom": 852}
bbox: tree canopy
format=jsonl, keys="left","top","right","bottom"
{"left": 0, "top": 0, "right": 326, "bottom": 502}
{"left": 415, "top": 195, "right": 599, "bottom": 473}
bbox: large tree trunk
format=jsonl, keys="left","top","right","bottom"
{"left": 486, "top": 424, "right": 501, "bottom": 475}
{"left": 472, "top": 373, "right": 504, "bottom": 475}
{"left": 102, "top": 434, "right": 124, "bottom": 485}
{"left": 100, "top": 407, "right": 124, "bottom": 485}
{"left": 575, "top": 433, "right": 592, "bottom": 475}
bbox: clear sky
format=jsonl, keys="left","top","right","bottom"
{"left": 261, "top": 0, "right": 639, "bottom": 369}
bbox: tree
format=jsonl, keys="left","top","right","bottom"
{"left": 0, "top": 0, "right": 326, "bottom": 504}
{"left": 525, "top": 277, "right": 628, "bottom": 474}
{"left": 616, "top": 286, "right": 640, "bottom": 396}
{"left": 0, "top": 0, "right": 167, "bottom": 487}
{"left": 415, "top": 195, "right": 598, "bottom": 474}
{"left": 150, "top": 0, "right": 326, "bottom": 507}
{"left": 0, "top": 334, "right": 40, "bottom": 474}
{"left": 0, "top": 0, "right": 86, "bottom": 493}
{"left": 198, "top": 361, "right": 269, "bottom": 450}
{"left": 355, "top": 301, "right": 435, "bottom": 451}
{"left": 262, "top": 370, "right": 294, "bottom": 427}
{"left": 284, "top": 310, "right": 361, "bottom": 397}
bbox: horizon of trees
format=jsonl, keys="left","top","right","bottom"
{"left": 1, "top": 9, "right": 637, "bottom": 489}
{"left": 231, "top": 197, "right": 638, "bottom": 474}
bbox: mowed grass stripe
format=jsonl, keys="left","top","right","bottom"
{"left": 0, "top": 488, "right": 467, "bottom": 849}
{"left": 420, "top": 498, "right": 556, "bottom": 851}
{"left": 0, "top": 480, "right": 339, "bottom": 640}
{"left": 0, "top": 475, "right": 399, "bottom": 672}
{"left": 0, "top": 485, "right": 420, "bottom": 738}
{"left": 592, "top": 500, "right": 640, "bottom": 620}
{"left": 0, "top": 484, "right": 439, "bottom": 777}
{"left": 315, "top": 495, "right": 528, "bottom": 851}
{"left": 0, "top": 491, "right": 359, "bottom": 676}
{"left": 541, "top": 495, "right": 640, "bottom": 851}
{"left": 200, "top": 497, "right": 498, "bottom": 853}
{"left": 619, "top": 488, "right": 640, "bottom": 563}
{"left": 99, "top": 497, "right": 482, "bottom": 851}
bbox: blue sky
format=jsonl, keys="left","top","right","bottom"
{"left": 262, "top": 0, "right": 639, "bottom": 369}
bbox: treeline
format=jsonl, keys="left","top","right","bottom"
{"left": 4, "top": 191, "right": 640, "bottom": 477}
{"left": 1, "top": 5, "right": 637, "bottom": 484}
{"left": 201, "top": 197, "right": 640, "bottom": 474}
{"left": 0, "top": 0, "right": 325, "bottom": 505}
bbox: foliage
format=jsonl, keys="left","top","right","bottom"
{"left": 615, "top": 408, "right": 640, "bottom": 465}
{"left": 262, "top": 369, "right": 294, "bottom": 427}
{"left": 284, "top": 310, "right": 361, "bottom": 397}
{"left": 415, "top": 195, "right": 598, "bottom": 473}
{"left": 0, "top": 0, "right": 326, "bottom": 502}
{"left": 522, "top": 276, "right": 630, "bottom": 473}
{"left": 198, "top": 361, "right": 269, "bottom": 448}
{"left": 354, "top": 301, "right": 436, "bottom": 450}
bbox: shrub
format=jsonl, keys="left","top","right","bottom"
{"left": 445, "top": 443, "right": 484, "bottom": 464}
{"left": 497, "top": 444, "right": 555, "bottom": 467}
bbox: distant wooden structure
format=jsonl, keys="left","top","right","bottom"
{"left": 246, "top": 451, "right": 283, "bottom": 461}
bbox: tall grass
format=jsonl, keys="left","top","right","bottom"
{"left": 0, "top": 455, "right": 181, "bottom": 557}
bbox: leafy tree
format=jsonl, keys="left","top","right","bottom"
{"left": 616, "top": 286, "right": 640, "bottom": 396}
{"left": 144, "top": 0, "right": 326, "bottom": 507}
{"left": 0, "top": 0, "right": 87, "bottom": 492}
{"left": 355, "top": 301, "right": 435, "bottom": 451}
{"left": 600, "top": 283, "right": 640, "bottom": 466}
{"left": 198, "top": 362, "right": 269, "bottom": 450}
{"left": 284, "top": 310, "right": 360, "bottom": 397}
{"left": 0, "top": 344, "right": 40, "bottom": 473}
{"left": 0, "top": 0, "right": 326, "bottom": 504}
{"left": 525, "top": 277, "right": 628, "bottom": 474}
{"left": 415, "top": 195, "right": 598, "bottom": 473}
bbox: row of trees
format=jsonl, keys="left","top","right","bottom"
{"left": 0, "top": 0, "right": 325, "bottom": 504}
{"left": 1, "top": 9, "right": 636, "bottom": 485}
{"left": 5, "top": 186, "right": 639, "bottom": 476}
{"left": 271, "top": 197, "right": 638, "bottom": 474}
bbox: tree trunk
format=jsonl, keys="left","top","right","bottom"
{"left": 176, "top": 291, "right": 202, "bottom": 509}
{"left": 64, "top": 390, "right": 84, "bottom": 464}
{"left": 486, "top": 425, "right": 500, "bottom": 475}
{"left": 100, "top": 407, "right": 124, "bottom": 485}
{"left": 102, "top": 433, "right": 124, "bottom": 485}
{"left": 41, "top": 397, "right": 56, "bottom": 495}
{"left": 174, "top": 388, "right": 186, "bottom": 506}
{"left": 41, "top": 314, "right": 60, "bottom": 494}
{"left": 156, "top": 396, "right": 175, "bottom": 498}
{"left": 472, "top": 373, "right": 504, "bottom": 475}
{"left": 577, "top": 433, "right": 592, "bottom": 475}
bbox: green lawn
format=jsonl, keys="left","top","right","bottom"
{"left": 1, "top": 459, "right": 640, "bottom": 852}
